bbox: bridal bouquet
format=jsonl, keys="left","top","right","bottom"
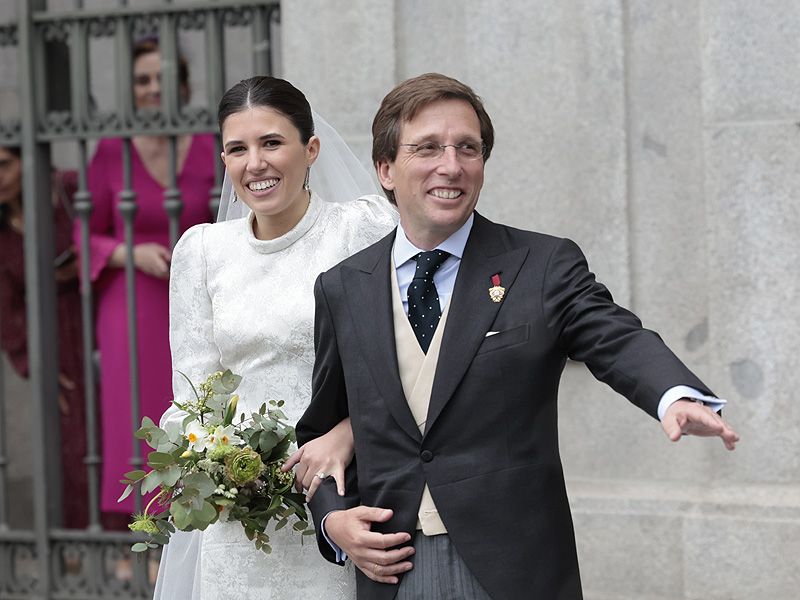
{"left": 119, "top": 369, "right": 312, "bottom": 554}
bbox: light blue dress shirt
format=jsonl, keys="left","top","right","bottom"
{"left": 392, "top": 213, "right": 474, "bottom": 314}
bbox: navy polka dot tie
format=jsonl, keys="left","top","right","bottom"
{"left": 407, "top": 250, "right": 450, "bottom": 353}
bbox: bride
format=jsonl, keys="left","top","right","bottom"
{"left": 153, "top": 76, "right": 396, "bottom": 598}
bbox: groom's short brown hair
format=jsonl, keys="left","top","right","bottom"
{"left": 371, "top": 73, "right": 494, "bottom": 203}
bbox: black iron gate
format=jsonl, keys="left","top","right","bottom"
{"left": 0, "top": 2, "right": 279, "bottom": 597}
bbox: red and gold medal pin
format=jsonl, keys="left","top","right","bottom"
{"left": 488, "top": 273, "right": 505, "bottom": 303}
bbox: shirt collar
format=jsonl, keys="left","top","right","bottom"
{"left": 393, "top": 213, "right": 474, "bottom": 267}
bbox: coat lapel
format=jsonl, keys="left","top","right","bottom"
{"left": 341, "top": 233, "right": 422, "bottom": 443}
{"left": 425, "top": 214, "right": 529, "bottom": 435}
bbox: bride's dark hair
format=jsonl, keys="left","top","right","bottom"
{"left": 217, "top": 76, "right": 315, "bottom": 143}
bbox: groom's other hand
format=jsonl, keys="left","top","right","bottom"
{"left": 326, "top": 507, "right": 415, "bottom": 584}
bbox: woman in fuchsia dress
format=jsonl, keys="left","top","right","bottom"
{"left": 79, "top": 39, "right": 215, "bottom": 527}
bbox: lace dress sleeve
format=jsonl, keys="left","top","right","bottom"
{"left": 344, "top": 194, "right": 398, "bottom": 254}
{"left": 159, "top": 223, "right": 221, "bottom": 431}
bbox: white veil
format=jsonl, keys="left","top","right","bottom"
{"left": 153, "top": 110, "right": 386, "bottom": 600}
{"left": 216, "top": 109, "right": 382, "bottom": 221}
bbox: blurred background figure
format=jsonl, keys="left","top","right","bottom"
{"left": 0, "top": 145, "right": 89, "bottom": 529}
{"left": 78, "top": 38, "right": 216, "bottom": 529}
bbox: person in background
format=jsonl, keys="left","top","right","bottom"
{"left": 0, "top": 145, "right": 89, "bottom": 529}
{"left": 77, "top": 38, "right": 216, "bottom": 529}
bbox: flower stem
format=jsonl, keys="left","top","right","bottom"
{"left": 142, "top": 488, "right": 165, "bottom": 517}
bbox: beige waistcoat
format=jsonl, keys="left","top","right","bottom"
{"left": 390, "top": 264, "right": 450, "bottom": 535}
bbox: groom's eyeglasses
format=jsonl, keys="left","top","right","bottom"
{"left": 399, "top": 140, "right": 486, "bottom": 161}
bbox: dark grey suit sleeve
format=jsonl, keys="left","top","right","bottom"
{"left": 296, "top": 274, "right": 361, "bottom": 563}
{"left": 543, "top": 238, "right": 712, "bottom": 418}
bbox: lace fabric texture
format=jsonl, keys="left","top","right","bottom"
{"left": 154, "top": 193, "right": 396, "bottom": 599}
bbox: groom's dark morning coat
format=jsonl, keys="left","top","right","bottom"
{"left": 297, "top": 213, "right": 710, "bottom": 600}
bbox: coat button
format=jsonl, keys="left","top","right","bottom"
{"left": 420, "top": 450, "right": 433, "bottom": 462}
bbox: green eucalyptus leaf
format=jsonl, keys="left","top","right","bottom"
{"left": 141, "top": 470, "right": 163, "bottom": 494}
{"left": 275, "top": 517, "right": 288, "bottom": 530}
{"left": 212, "top": 370, "right": 241, "bottom": 394}
{"left": 161, "top": 465, "right": 182, "bottom": 487}
{"left": 190, "top": 494, "right": 206, "bottom": 511}
{"left": 150, "top": 532, "right": 170, "bottom": 545}
{"left": 147, "top": 451, "right": 174, "bottom": 469}
{"left": 259, "top": 430, "right": 279, "bottom": 453}
{"left": 123, "top": 470, "right": 147, "bottom": 483}
{"left": 144, "top": 428, "right": 169, "bottom": 450}
{"left": 182, "top": 472, "right": 216, "bottom": 498}
{"left": 191, "top": 501, "right": 218, "bottom": 530}
{"left": 266, "top": 494, "right": 282, "bottom": 515}
{"left": 170, "top": 501, "right": 191, "bottom": 530}
{"left": 131, "top": 542, "right": 149, "bottom": 553}
{"left": 117, "top": 485, "right": 134, "bottom": 503}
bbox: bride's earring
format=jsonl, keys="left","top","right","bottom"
{"left": 303, "top": 167, "right": 310, "bottom": 191}
{"left": 232, "top": 191, "right": 239, "bottom": 203}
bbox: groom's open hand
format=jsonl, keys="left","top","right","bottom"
{"left": 325, "top": 507, "right": 415, "bottom": 584}
{"left": 661, "top": 398, "right": 740, "bottom": 450}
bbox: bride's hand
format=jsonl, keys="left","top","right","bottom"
{"left": 283, "top": 417, "right": 354, "bottom": 501}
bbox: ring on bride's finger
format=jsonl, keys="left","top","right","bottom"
{"left": 316, "top": 471, "right": 327, "bottom": 480}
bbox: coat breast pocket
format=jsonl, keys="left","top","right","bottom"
{"left": 475, "top": 322, "right": 530, "bottom": 356}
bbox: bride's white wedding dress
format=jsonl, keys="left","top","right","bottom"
{"left": 154, "top": 192, "right": 395, "bottom": 599}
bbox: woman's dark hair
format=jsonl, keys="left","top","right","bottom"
{"left": 132, "top": 38, "right": 190, "bottom": 101}
{"left": 0, "top": 145, "right": 21, "bottom": 230}
{"left": 217, "top": 76, "right": 314, "bottom": 143}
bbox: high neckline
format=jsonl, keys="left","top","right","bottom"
{"left": 244, "top": 191, "right": 323, "bottom": 254}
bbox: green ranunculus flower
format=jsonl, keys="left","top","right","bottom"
{"left": 207, "top": 443, "right": 238, "bottom": 463}
{"left": 225, "top": 447, "right": 265, "bottom": 486}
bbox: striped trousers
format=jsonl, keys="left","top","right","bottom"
{"left": 395, "top": 533, "right": 492, "bottom": 600}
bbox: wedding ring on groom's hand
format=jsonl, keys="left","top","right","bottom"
{"left": 316, "top": 471, "right": 327, "bottom": 480}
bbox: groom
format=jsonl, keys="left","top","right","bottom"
{"left": 297, "top": 73, "right": 738, "bottom": 600}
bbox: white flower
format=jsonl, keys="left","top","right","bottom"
{"left": 207, "top": 424, "right": 242, "bottom": 450}
{"left": 184, "top": 420, "right": 210, "bottom": 452}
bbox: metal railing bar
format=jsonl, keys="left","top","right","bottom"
{"left": 68, "top": 19, "right": 90, "bottom": 133}
{"left": 73, "top": 139, "right": 101, "bottom": 531}
{"left": 118, "top": 138, "right": 143, "bottom": 515}
{"left": 158, "top": 12, "right": 180, "bottom": 126}
{"left": 205, "top": 8, "right": 225, "bottom": 219}
{"left": 115, "top": 16, "right": 135, "bottom": 130}
{"left": 31, "top": 1, "right": 280, "bottom": 23}
{"left": 19, "top": 0, "right": 63, "bottom": 594}
{"left": 35, "top": 122, "right": 218, "bottom": 143}
{"left": 164, "top": 135, "right": 182, "bottom": 249}
{"left": 0, "top": 346, "right": 7, "bottom": 529}
{"left": 209, "top": 136, "right": 223, "bottom": 219}
{"left": 251, "top": 4, "right": 269, "bottom": 76}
